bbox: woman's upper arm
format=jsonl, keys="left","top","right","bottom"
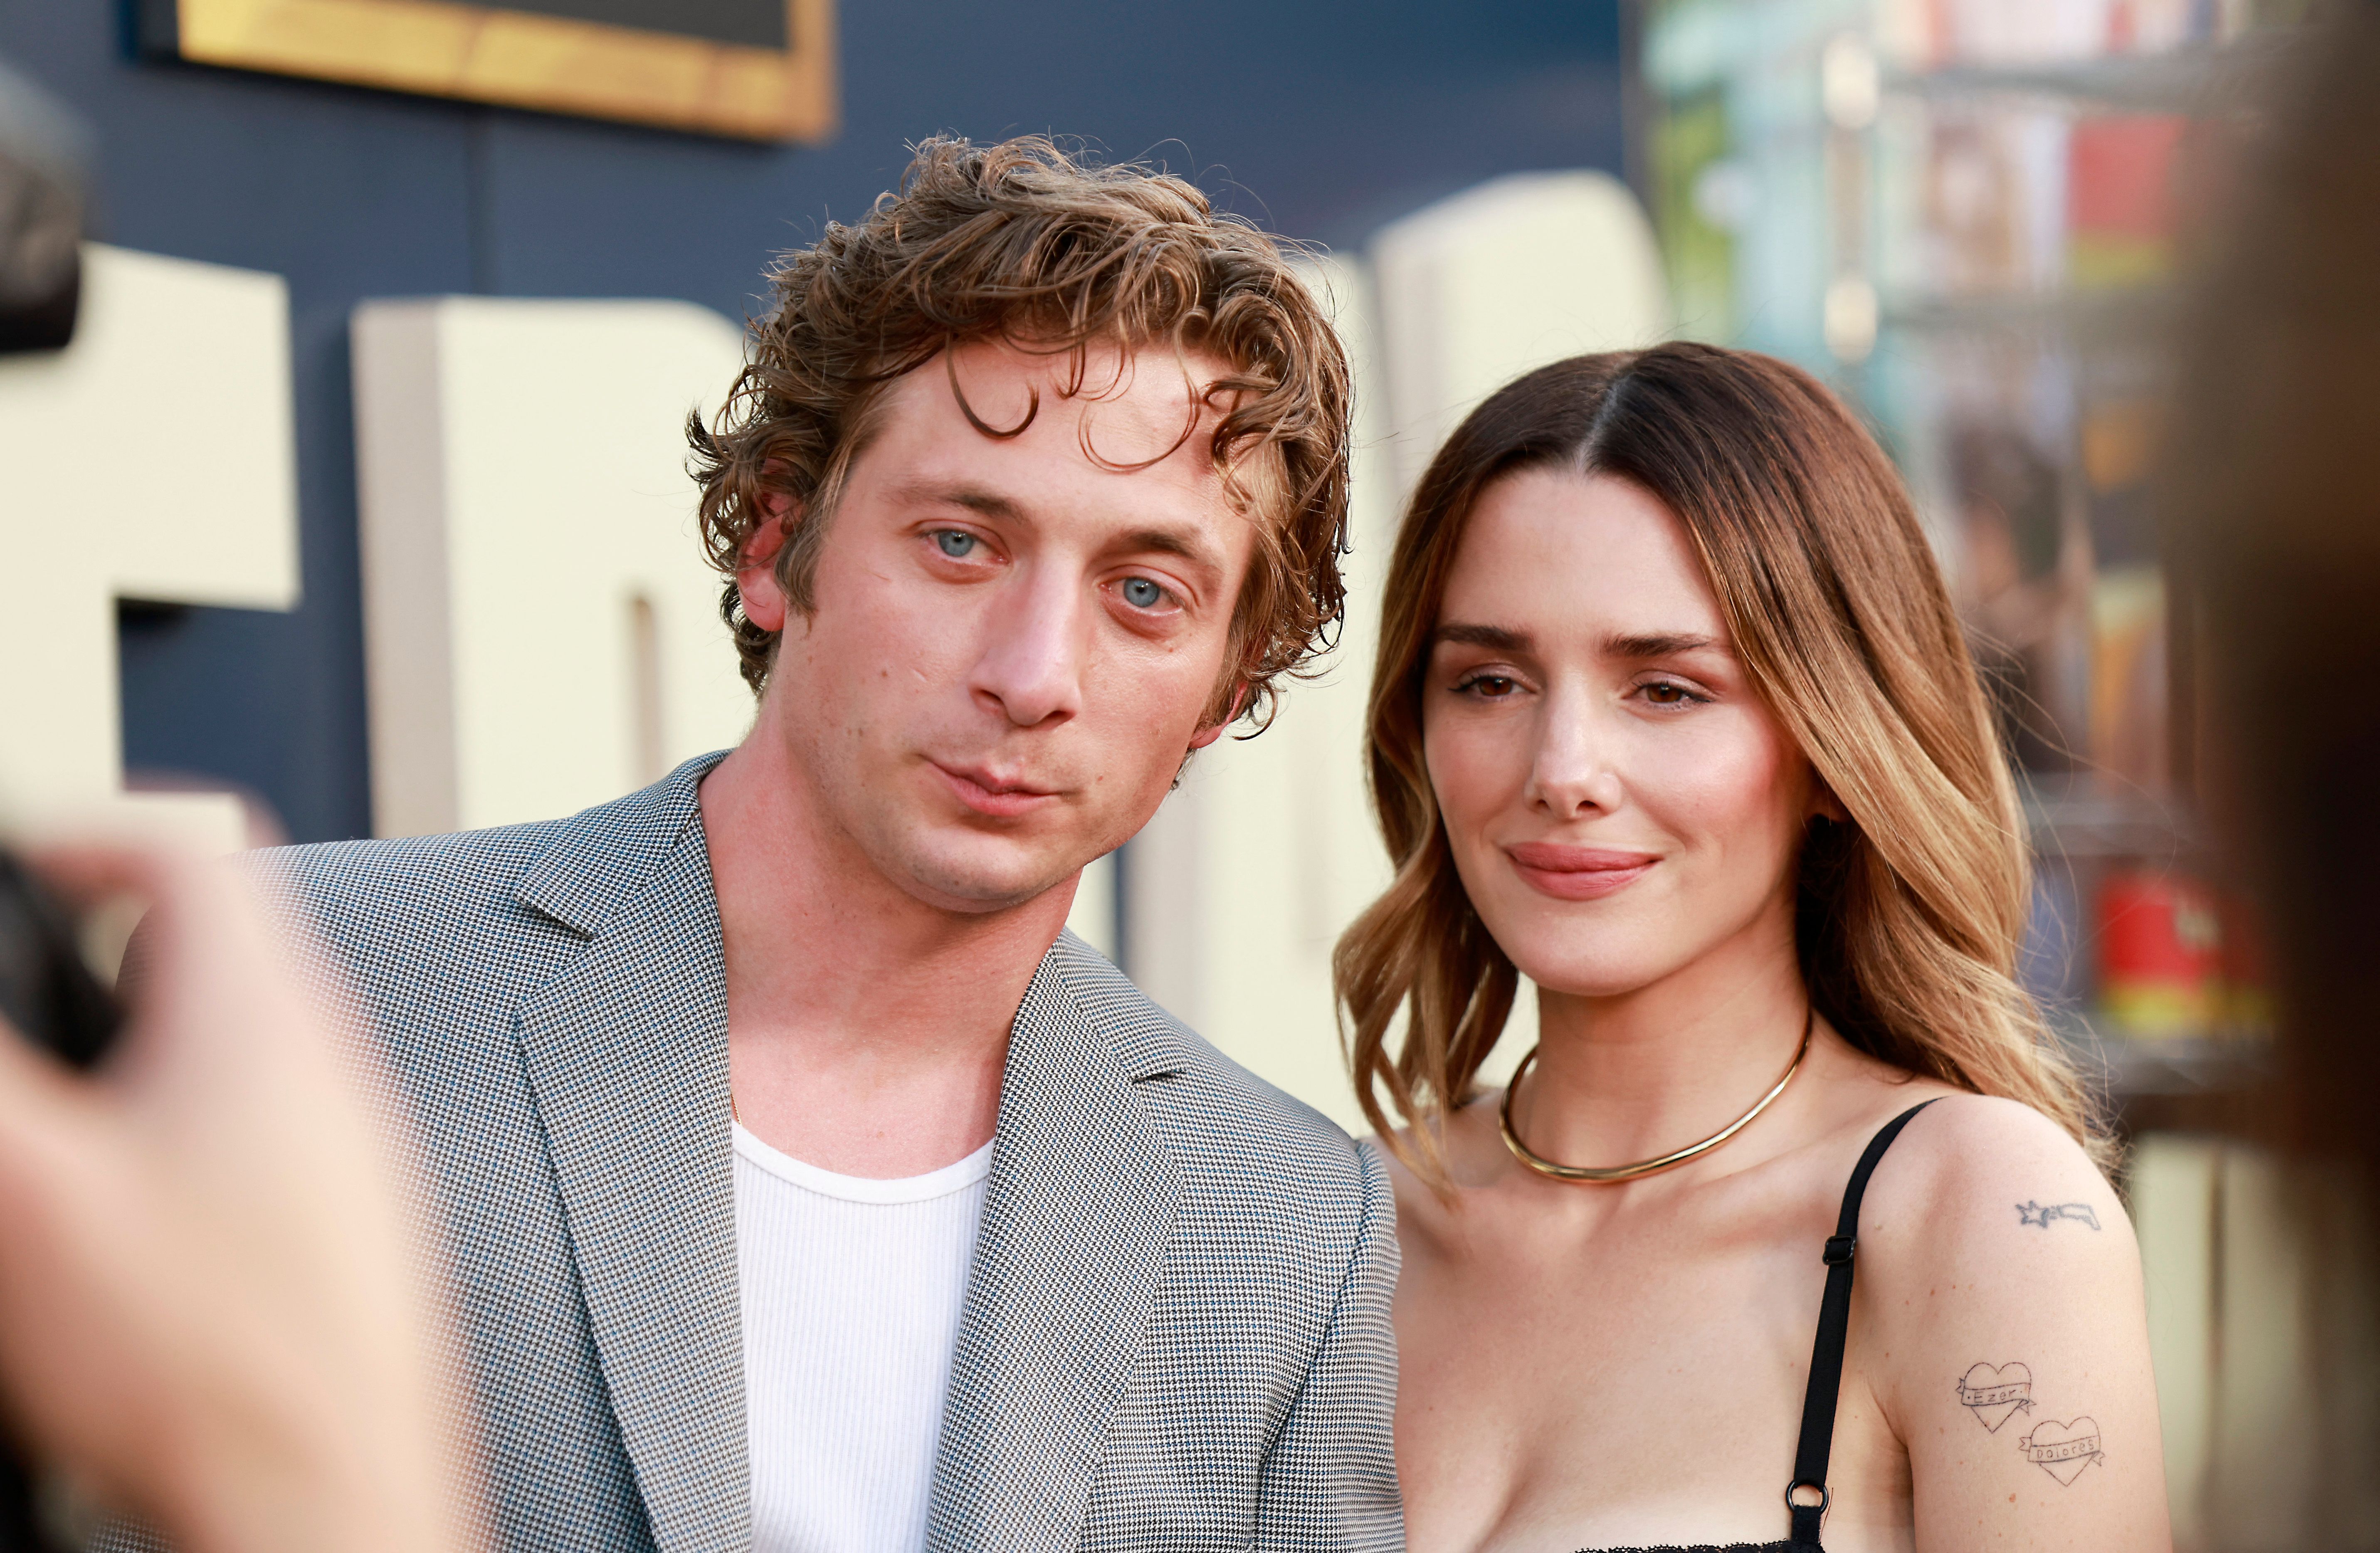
{"left": 1866, "top": 1097, "right": 2172, "bottom": 1553}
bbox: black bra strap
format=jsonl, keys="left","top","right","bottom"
{"left": 1785, "top": 1099, "right": 1939, "bottom": 1549}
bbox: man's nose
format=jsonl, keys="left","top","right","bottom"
{"left": 970, "top": 563, "right": 1087, "bottom": 728}
{"left": 1525, "top": 688, "right": 1623, "bottom": 818}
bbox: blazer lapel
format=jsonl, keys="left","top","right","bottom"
{"left": 925, "top": 949, "right": 1180, "bottom": 1553}
{"left": 511, "top": 776, "right": 747, "bottom": 1553}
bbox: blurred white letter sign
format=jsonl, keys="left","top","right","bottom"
{"left": 0, "top": 244, "right": 297, "bottom": 843}
{"left": 351, "top": 297, "right": 760, "bottom": 837}
{"left": 1370, "top": 170, "right": 1669, "bottom": 492}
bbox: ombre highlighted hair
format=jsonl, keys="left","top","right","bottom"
{"left": 1334, "top": 343, "right": 2105, "bottom": 1177}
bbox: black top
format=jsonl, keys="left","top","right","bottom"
{"left": 1577, "top": 1100, "right": 1941, "bottom": 1553}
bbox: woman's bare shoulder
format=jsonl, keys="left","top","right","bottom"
{"left": 1367, "top": 1094, "right": 1513, "bottom": 1245}
{"left": 1844, "top": 1096, "right": 2167, "bottom": 1542}
{"left": 1850, "top": 1091, "right": 2144, "bottom": 1388}
{"left": 1862, "top": 1092, "right": 2123, "bottom": 1244}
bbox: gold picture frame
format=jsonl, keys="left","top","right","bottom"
{"left": 141, "top": 0, "right": 836, "bottom": 143}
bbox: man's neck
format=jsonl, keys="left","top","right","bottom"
{"left": 699, "top": 729, "right": 1075, "bottom": 1180}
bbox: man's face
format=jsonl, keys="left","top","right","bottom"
{"left": 738, "top": 339, "right": 1259, "bottom": 914}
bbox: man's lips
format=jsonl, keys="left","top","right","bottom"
{"left": 929, "top": 760, "right": 1062, "bottom": 819}
{"left": 1504, "top": 841, "right": 1659, "bottom": 901}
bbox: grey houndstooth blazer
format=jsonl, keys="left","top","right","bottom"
{"left": 114, "top": 754, "right": 1402, "bottom": 1553}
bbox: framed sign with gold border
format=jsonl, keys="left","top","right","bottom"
{"left": 136, "top": 0, "right": 836, "bottom": 142}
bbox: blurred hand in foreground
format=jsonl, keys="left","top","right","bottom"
{"left": 0, "top": 842, "right": 471, "bottom": 1553}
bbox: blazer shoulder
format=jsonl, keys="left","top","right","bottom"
{"left": 245, "top": 819, "right": 563, "bottom": 941}
{"left": 242, "top": 755, "right": 722, "bottom": 955}
{"left": 1047, "top": 931, "right": 1370, "bottom": 1201}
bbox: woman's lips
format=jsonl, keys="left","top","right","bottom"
{"left": 1504, "top": 842, "right": 1659, "bottom": 901}
{"left": 931, "top": 760, "right": 1060, "bottom": 819}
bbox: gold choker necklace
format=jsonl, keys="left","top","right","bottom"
{"left": 1498, "top": 1007, "right": 1814, "bottom": 1184}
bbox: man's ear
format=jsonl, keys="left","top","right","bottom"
{"left": 1186, "top": 683, "right": 1252, "bottom": 751}
{"left": 736, "top": 492, "right": 795, "bottom": 634}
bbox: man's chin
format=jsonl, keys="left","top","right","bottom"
{"left": 891, "top": 838, "right": 1081, "bottom": 916}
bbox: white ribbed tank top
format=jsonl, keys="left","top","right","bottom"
{"left": 733, "top": 1122, "right": 992, "bottom": 1553}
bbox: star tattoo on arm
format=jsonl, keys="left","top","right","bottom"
{"left": 2015, "top": 1200, "right": 2100, "bottom": 1231}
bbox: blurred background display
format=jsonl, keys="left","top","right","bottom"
{"left": 0, "top": 3, "right": 2366, "bottom": 1547}
{"left": 1642, "top": 1, "right": 2354, "bottom": 1546}
{"left": 1643, "top": 0, "right": 2291, "bottom": 1080}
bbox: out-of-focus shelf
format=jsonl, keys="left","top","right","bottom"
{"left": 2057, "top": 1024, "right": 2273, "bottom": 1099}
{"left": 2022, "top": 777, "right": 2199, "bottom": 861}
{"left": 1880, "top": 286, "right": 2178, "bottom": 338}
{"left": 2111, "top": 1036, "right": 2269, "bottom": 1097}
{"left": 1881, "top": 36, "right": 2282, "bottom": 112}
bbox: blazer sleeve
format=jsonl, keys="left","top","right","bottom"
{"left": 1254, "top": 1138, "right": 1405, "bottom": 1551}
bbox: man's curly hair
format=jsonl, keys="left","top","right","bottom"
{"left": 688, "top": 135, "right": 1353, "bottom": 729}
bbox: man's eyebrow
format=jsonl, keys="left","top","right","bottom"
{"left": 1116, "top": 526, "right": 1224, "bottom": 574}
{"left": 896, "top": 480, "right": 1227, "bottom": 577}
{"left": 1604, "top": 630, "right": 1727, "bottom": 659}
{"left": 897, "top": 480, "right": 1025, "bottom": 523}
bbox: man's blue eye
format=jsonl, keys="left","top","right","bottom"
{"left": 1121, "top": 577, "right": 1164, "bottom": 609}
{"left": 934, "top": 530, "right": 977, "bottom": 558}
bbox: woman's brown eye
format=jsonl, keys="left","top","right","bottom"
{"left": 1470, "top": 677, "right": 1515, "bottom": 698}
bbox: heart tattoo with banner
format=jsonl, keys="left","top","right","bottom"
{"left": 2018, "top": 1417, "right": 2106, "bottom": 1486}
{"left": 1955, "top": 1361, "right": 2036, "bottom": 1433}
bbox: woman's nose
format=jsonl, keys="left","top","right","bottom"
{"left": 1524, "top": 696, "right": 1623, "bottom": 818}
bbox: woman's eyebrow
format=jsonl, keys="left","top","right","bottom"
{"left": 1434, "top": 621, "right": 1530, "bottom": 651}
{"left": 1432, "top": 623, "right": 1731, "bottom": 658}
{"left": 1604, "top": 630, "right": 1726, "bottom": 659}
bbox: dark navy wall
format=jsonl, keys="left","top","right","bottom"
{"left": 0, "top": 1, "right": 1623, "bottom": 842}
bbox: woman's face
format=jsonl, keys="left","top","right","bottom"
{"left": 1421, "top": 467, "right": 1825, "bottom": 1002}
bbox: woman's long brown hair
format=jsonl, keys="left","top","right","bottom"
{"left": 1335, "top": 342, "right": 2105, "bottom": 1180}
